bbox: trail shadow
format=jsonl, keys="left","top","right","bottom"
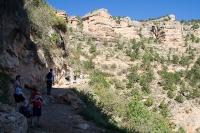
{"left": 56, "top": 87, "right": 139, "bottom": 133}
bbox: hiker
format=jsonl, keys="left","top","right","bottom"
{"left": 13, "top": 75, "right": 28, "bottom": 111}
{"left": 80, "top": 73, "right": 84, "bottom": 79}
{"left": 73, "top": 71, "right": 76, "bottom": 82}
{"left": 45, "top": 69, "right": 54, "bottom": 95}
{"left": 30, "top": 88, "right": 43, "bottom": 128}
{"left": 65, "top": 70, "right": 71, "bottom": 84}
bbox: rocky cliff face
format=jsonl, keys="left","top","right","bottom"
{"left": 81, "top": 9, "right": 184, "bottom": 46}
{"left": 67, "top": 8, "right": 199, "bottom": 48}
{"left": 0, "top": 0, "right": 48, "bottom": 90}
{"left": 56, "top": 8, "right": 199, "bottom": 48}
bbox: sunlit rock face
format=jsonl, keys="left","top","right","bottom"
{"left": 78, "top": 9, "right": 189, "bottom": 47}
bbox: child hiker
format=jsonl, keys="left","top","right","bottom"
{"left": 30, "top": 88, "right": 43, "bottom": 128}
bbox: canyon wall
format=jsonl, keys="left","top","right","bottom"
{"left": 0, "top": 0, "right": 48, "bottom": 90}
{"left": 65, "top": 8, "right": 200, "bottom": 48}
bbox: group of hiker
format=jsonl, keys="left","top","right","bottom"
{"left": 13, "top": 68, "right": 83, "bottom": 129}
{"left": 13, "top": 69, "right": 55, "bottom": 129}
{"left": 65, "top": 70, "right": 84, "bottom": 84}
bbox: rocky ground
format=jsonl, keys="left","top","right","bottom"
{"left": 26, "top": 81, "right": 105, "bottom": 133}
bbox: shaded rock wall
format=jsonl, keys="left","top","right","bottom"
{"left": 0, "top": 0, "right": 48, "bottom": 90}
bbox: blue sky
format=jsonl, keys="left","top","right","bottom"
{"left": 46, "top": 0, "right": 199, "bottom": 21}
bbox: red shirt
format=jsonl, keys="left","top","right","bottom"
{"left": 30, "top": 93, "right": 42, "bottom": 106}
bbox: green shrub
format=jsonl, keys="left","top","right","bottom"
{"left": 187, "top": 88, "right": 200, "bottom": 100}
{"left": 172, "top": 55, "right": 179, "bottom": 64}
{"left": 50, "top": 33, "right": 59, "bottom": 47}
{"left": 186, "top": 63, "right": 200, "bottom": 88}
{"left": 117, "top": 42, "right": 123, "bottom": 50}
{"left": 89, "top": 70, "right": 110, "bottom": 88}
{"left": 126, "top": 66, "right": 140, "bottom": 88}
{"left": 83, "top": 60, "right": 95, "bottom": 70}
{"left": 196, "top": 38, "right": 200, "bottom": 43}
{"left": 160, "top": 71, "right": 181, "bottom": 85}
{"left": 144, "top": 97, "right": 154, "bottom": 107}
{"left": 87, "top": 38, "right": 92, "bottom": 45}
{"left": 191, "top": 34, "right": 196, "bottom": 42}
{"left": 130, "top": 52, "right": 137, "bottom": 61}
{"left": 141, "top": 85, "right": 151, "bottom": 94}
{"left": 159, "top": 100, "right": 169, "bottom": 117}
{"left": 142, "top": 53, "right": 154, "bottom": 64}
{"left": 191, "top": 23, "right": 199, "bottom": 29}
{"left": 179, "top": 56, "right": 190, "bottom": 66}
{"left": 167, "top": 90, "right": 175, "bottom": 99}
{"left": 130, "top": 38, "right": 136, "bottom": 45}
{"left": 89, "top": 44, "right": 96, "bottom": 53}
{"left": 163, "top": 84, "right": 176, "bottom": 91}
{"left": 32, "top": 0, "right": 46, "bottom": 7}
{"left": 139, "top": 33, "right": 143, "bottom": 38}
{"left": 175, "top": 94, "right": 184, "bottom": 103}
{"left": 54, "top": 16, "right": 67, "bottom": 32}
{"left": 76, "top": 43, "right": 82, "bottom": 51}
{"left": 159, "top": 100, "right": 168, "bottom": 109}
{"left": 103, "top": 41, "right": 108, "bottom": 46}
{"left": 128, "top": 99, "right": 172, "bottom": 133}
{"left": 176, "top": 127, "right": 186, "bottom": 133}
{"left": 110, "top": 63, "right": 117, "bottom": 70}
{"left": 71, "top": 88, "right": 126, "bottom": 133}
{"left": 111, "top": 78, "right": 124, "bottom": 90}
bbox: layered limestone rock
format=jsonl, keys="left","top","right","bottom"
{"left": 62, "top": 8, "right": 198, "bottom": 48}
{"left": 82, "top": 9, "right": 117, "bottom": 42}
{"left": 151, "top": 20, "right": 184, "bottom": 47}
{"left": 68, "top": 16, "right": 79, "bottom": 27}
{"left": 78, "top": 9, "right": 193, "bottom": 47}
{"left": 55, "top": 9, "right": 68, "bottom": 22}
{"left": 0, "top": 103, "right": 28, "bottom": 133}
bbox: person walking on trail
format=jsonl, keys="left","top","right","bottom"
{"left": 45, "top": 69, "right": 54, "bottom": 95}
{"left": 30, "top": 88, "right": 43, "bottom": 128}
{"left": 65, "top": 70, "right": 71, "bottom": 84}
{"left": 13, "top": 75, "right": 28, "bottom": 111}
{"left": 73, "top": 71, "right": 76, "bottom": 83}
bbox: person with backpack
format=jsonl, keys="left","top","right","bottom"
{"left": 45, "top": 69, "right": 54, "bottom": 95}
{"left": 65, "top": 70, "right": 71, "bottom": 84}
{"left": 13, "top": 75, "right": 28, "bottom": 111}
{"left": 30, "top": 88, "right": 43, "bottom": 128}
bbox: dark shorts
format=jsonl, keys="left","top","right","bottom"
{"left": 13, "top": 94, "right": 25, "bottom": 103}
{"left": 32, "top": 106, "right": 42, "bottom": 117}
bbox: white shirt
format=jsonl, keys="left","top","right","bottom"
{"left": 13, "top": 83, "right": 22, "bottom": 94}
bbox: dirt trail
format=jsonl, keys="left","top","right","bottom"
{"left": 26, "top": 84, "right": 105, "bottom": 133}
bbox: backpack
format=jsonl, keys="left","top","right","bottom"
{"left": 46, "top": 72, "right": 52, "bottom": 79}
{"left": 19, "top": 106, "right": 32, "bottom": 118}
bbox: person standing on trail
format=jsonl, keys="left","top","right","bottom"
{"left": 45, "top": 69, "right": 54, "bottom": 95}
{"left": 30, "top": 88, "right": 43, "bottom": 128}
{"left": 73, "top": 71, "right": 76, "bottom": 83}
{"left": 13, "top": 75, "right": 28, "bottom": 111}
{"left": 65, "top": 70, "right": 71, "bottom": 84}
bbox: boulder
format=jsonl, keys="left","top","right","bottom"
{"left": 0, "top": 103, "right": 28, "bottom": 133}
